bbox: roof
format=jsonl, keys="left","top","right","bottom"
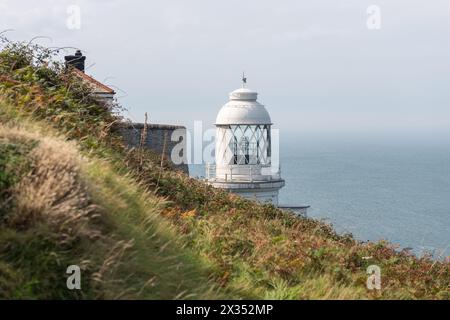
{"left": 117, "top": 122, "right": 186, "bottom": 130}
{"left": 72, "top": 68, "right": 115, "bottom": 94}
{"left": 215, "top": 87, "right": 272, "bottom": 125}
{"left": 229, "top": 87, "right": 258, "bottom": 101}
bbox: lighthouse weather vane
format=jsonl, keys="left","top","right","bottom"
{"left": 242, "top": 72, "right": 247, "bottom": 88}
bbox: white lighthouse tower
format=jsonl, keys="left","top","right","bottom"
{"left": 206, "top": 77, "right": 285, "bottom": 205}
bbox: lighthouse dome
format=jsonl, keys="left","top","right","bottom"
{"left": 215, "top": 87, "right": 272, "bottom": 125}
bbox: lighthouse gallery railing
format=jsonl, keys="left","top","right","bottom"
{"left": 205, "top": 164, "right": 282, "bottom": 182}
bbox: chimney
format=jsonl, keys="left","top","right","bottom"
{"left": 64, "top": 50, "right": 86, "bottom": 72}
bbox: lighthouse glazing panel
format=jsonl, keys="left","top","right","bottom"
{"left": 216, "top": 124, "right": 271, "bottom": 166}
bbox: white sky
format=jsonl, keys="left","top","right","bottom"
{"left": 1, "top": 0, "right": 450, "bottom": 139}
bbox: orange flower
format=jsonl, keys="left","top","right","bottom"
{"left": 181, "top": 209, "right": 197, "bottom": 219}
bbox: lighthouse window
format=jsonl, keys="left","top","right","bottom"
{"left": 226, "top": 124, "right": 272, "bottom": 166}
{"left": 233, "top": 136, "right": 238, "bottom": 164}
{"left": 242, "top": 137, "right": 250, "bottom": 164}
{"left": 256, "top": 140, "right": 260, "bottom": 164}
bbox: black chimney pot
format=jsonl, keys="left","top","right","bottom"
{"left": 64, "top": 50, "right": 86, "bottom": 72}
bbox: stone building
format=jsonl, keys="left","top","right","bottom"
{"left": 64, "top": 50, "right": 116, "bottom": 105}
{"left": 64, "top": 50, "right": 188, "bottom": 174}
{"left": 118, "top": 123, "right": 188, "bottom": 173}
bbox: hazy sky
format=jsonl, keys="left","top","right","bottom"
{"left": 1, "top": 0, "right": 450, "bottom": 139}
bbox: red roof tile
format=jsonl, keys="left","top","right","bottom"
{"left": 72, "top": 68, "right": 115, "bottom": 94}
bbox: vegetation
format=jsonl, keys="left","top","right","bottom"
{"left": 0, "top": 36, "right": 448, "bottom": 299}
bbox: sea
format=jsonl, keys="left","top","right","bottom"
{"left": 189, "top": 135, "right": 450, "bottom": 259}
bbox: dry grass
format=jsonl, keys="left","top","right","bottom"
{"left": 1, "top": 126, "right": 99, "bottom": 237}
{"left": 129, "top": 149, "right": 450, "bottom": 300}
{"left": 0, "top": 39, "right": 448, "bottom": 300}
{"left": 0, "top": 124, "right": 223, "bottom": 299}
{"left": 2, "top": 122, "right": 445, "bottom": 299}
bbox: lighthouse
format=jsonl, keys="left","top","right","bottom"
{"left": 206, "top": 77, "right": 285, "bottom": 205}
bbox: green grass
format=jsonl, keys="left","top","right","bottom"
{"left": 0, "top": 125, "right": 224, "bottom": 299}
{"left": 83, "top": 158, "right": 225, "bottom": 299}
{"left": 0, "top": 138, "right": 36, "bottom": 218}
{"left": 0, "top": 37, "right": 449, "bottom": 300}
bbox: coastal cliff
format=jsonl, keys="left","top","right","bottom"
{"left": 0, "top": 39, "right": 448, "bottom": 299}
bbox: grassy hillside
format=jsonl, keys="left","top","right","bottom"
{"left": 0, "top": 38, "right": 448, "bottom": 299}
{"left": 0, "top": 121, "right": 229, "bottom": 299}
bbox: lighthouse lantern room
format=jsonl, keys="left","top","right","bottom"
{"left": 206, "top": 77, "right": 285, "bottom": 205}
